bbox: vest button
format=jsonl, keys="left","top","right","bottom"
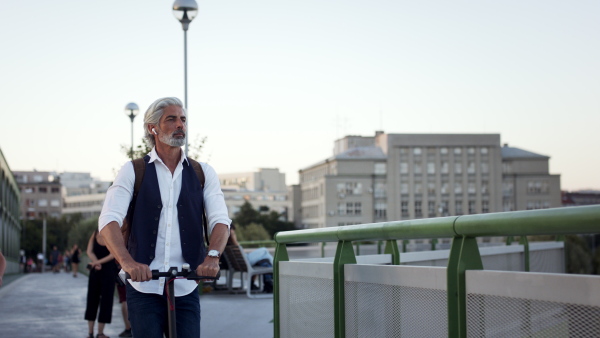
{"left": 152, "top": 230, "right": 157, "bottom": 234}
{"left": 154, "top": 217, "right": 158, "bottom": 221}
{"left": 149, "top": 255, "right": 154, "bottom": 259}
{"left": 157, "top": 205, "right": 161, "bottom": 209}
{"left": 150, "top": 243, "right": 155, "bottom": 248}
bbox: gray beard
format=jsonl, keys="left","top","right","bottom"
{"left": 159, "top": 133, "right": 186, "bottom": 147}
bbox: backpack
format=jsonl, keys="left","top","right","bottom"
{"left": 121, "top": 157, "right": 210, "bottom": 250}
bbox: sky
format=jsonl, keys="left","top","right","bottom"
{"left": 0, "top": 1, "right": 598, "bottom": 190}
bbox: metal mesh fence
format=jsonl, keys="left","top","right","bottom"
{"left": 345, "top": 274, "right": 448, "bottom": 337}
{"left": 279, "top": 273, "right": 334, "bottom": 338}
{"left": 467, "top": 294, "right": 600, "bottom": 337}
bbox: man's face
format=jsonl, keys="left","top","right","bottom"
{"left": 156, "top": 105, "right": 186, "bottom": 147}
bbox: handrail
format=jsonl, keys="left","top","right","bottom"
{"left": 275, "top": 205, "right": 600, "bottom": 244}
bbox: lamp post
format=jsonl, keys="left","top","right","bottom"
{"left": 124, "top": 102, "right": 139, "bottom": 160}
{"left": 172, "top": 0, "right": 198, "bottom": 157}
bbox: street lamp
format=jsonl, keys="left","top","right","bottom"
{"left": 124, "top": 102, "right": 139, "bottom": 160}
{"left": 172, "top": 0, "right": 198, "bottom": 157}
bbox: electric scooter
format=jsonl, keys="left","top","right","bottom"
{"left": 122, "top": 264, "right": 220, "bottom": 338}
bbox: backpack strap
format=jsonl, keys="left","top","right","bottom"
{"left": 189, "top": 159, "right": 210, "bottom": 246}
{"left": 122, "top": 157, "right": 147, "bottom": 247}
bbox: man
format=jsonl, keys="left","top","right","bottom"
{"left": 99, "top": 97, "right": 231, "bottom": 337}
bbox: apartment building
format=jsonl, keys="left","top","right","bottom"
{"left": 0, "top": 148, "right": 21, "bottom": 273}
{"left": 220, "top": 168, "right": 292, "bottom": 221}
{"left": 13, "top": 171, "right": 62, "bottom": 220}
{"left": 299, "top": 132, "right": 561, "bottom": 231}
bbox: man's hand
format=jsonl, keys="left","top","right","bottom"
{"left": 122, "top": 260, "right": 152, "bottom": 282}
{"left": 195, "top": 256, "right": 220, "bottom": 282}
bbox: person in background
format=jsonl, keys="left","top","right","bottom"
{"left": 0, "top": 249, "right": 6, "bottom": 287}
{"left": 71, "top": 244, "right": 81, "bottom": 277}
{"left": 228, "top": 223, "right": 274, "bottom": 293}
{"left": 50, "top": 245, "right": 60, "bottom": 273}
{"left": 84, "top": 230, "right": 117, "bottom": 338}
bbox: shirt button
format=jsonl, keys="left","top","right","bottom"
{"left": 166, "top": 242, "right": 170, "bottom": 246}
{"left": 168, "top": 224, "right": 171, "bottom": 227}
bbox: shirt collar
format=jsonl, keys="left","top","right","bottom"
{"left": 148, "top": 147, "right": 190, "bottom": 166}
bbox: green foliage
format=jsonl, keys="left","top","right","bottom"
{"left": 67, "top": 216, "right": 99, "bottom": 252}
{"left": 233, "top": 201, "right": 296, "bottom": 238}
{"left": 121, "top": 134, "right": 207, "bottom": 161}
{"left": 236, "top": 223, "right": 271, "bottom": 242}
{"left": 20, "top": 214, "right": 84, "bottom": 259}
{"left": 565, "top": 235, "right": 593, "bottom": 274}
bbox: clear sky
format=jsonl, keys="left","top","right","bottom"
{"left": 0, "top": 1, "right": 598, "bottom": 190}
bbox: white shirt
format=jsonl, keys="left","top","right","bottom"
{"left": 98, "top": 148, "right": 231, "bottom": 296}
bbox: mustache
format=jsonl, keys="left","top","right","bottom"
{"left": 172, "top": 130, "right": 185, "bottom": 137}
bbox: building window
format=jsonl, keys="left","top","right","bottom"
{"left": 39, "top": 187, "right": 48, "bottom": 193}
{"left": 38, "top": 199, "right": 48, "bottom": 207}
{"left": 527, "top": 181, "right": 549, "bottom": 194}
{"left": 413, "top": 147, "right": 422, "bottom": 155}
{"left": 468, "top": 182, "right": 476, "bottom": 194}
{"left": 481, "top": 181, "right": 489, "bottom": 194}
{"left": 415, "top": 201, "right": 423, "bottom": 217}
{"left": 354, "top": 202, "right": 362, "bottom": 216}
{"left": 427, "top": 183, "right": 436, "bottom": 195}
{"left": 400, "top": 162, "right": 409, "bottom": 174}
{"left": 441, "top": 182, "right": 449, "bottom": 194}
{"left": 337, "top": 182, "right": 363, "bottom": 195}
{"left": 503, "top": 200, "right": 514, "bottom": 212}
{"left": 455, "top": 162, "right": 462, "bottom": 174}
{"left": 51, "top": 187, "right": 60, "bottom": 193}
{"left": 375, "top": 203, "right": 387, "bottom": 219}
{"left": 481, "top": 147, "right": 488, "bottom": 155}
{"left": 440, "top": 147, "right": 448, "bottom": 155}
{"left": 467, "top": 147, "right": 476, "bottom": 154}
{"left": 374, "top": 163, "right": 387, "bottom": 175}
{"left": 503, "top": 182, "right": 514, "bottom": 197}
{"left": 455, "top": 201, "right": 463, "bottom": 215}
{"left": 415, "top": 183, "right": 422, "bottom": 194}
{"left": 374, "top": 183, "right": 386, "bottom": 198}
{"left": 428, "top": 201, "right": 436, "bottom": 215}
{"left": 427, "top": 162, "right": 435, "bottom": 174}
{"left": 467, "top": 162, "right": 476, "bottom": 174}
{"left": 503, "top": 162, "right": 512, "bottom": 173}
{"left": 482, "top": 200, "right": 489, "bottom": 213}
{"left": 50, "top": 199, "right": 60, "bottom": 207}
{"left": 414, "top": 163, "right": 422, "bottom": 174}
{"left": 481, "top": 162, "right": 489, "bottom": 173}
{"left": 440, "top": 201, "right": 449, "bottom": 215}
{"left": 401, "top": 201, "right": 409, "bottom": 217}
{"left": 454, "top": 182, "right": 462, "bottom": 194}
{"left": 400, "top": 183, "right": 409, "bottom": 194}
{"left": 454, "top": 148, "right": 462, "bottom": 155}
{"left": 441, "top": 161, "right": 449, "bottom": 174}
{"left": 468, "top": 200, "right": 476, "bottom": 214}
{"left": 337, "top": 203, "right": 346, "bottom": 216}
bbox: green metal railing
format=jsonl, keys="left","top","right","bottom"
{"left": 273, "top": 205, "right": 600, "bottom": 338}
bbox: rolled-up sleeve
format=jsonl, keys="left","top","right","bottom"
{"left": 201, "top": 163, "right": 231, "bottom": 235}
{"left": 98, "top": 161, "right": 135, "bottom": 232}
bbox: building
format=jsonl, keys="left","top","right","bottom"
{"left": 501, "top": 144, "right": 562, "bottom": 211}
{"left": 59, "top": 172, "right": 110, "bottom": 219}
{"left": 0, "top": 148, "right": 22, "bottom": 274}
{"left": 13, "top": 171, "right": 62, "bottom": 220}
{"left": 220, "top": 168, "right": 292, "bottom": 221}
{"left": 562, "top": 190, "right": 600, "bottom": 207}
{"left": 298, "top": 132, "right": 561, "bottom": 231}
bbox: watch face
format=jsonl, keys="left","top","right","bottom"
{"left": 208, "top": 250, "right": 220, "bottom": 257}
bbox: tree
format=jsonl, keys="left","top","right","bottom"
{"left": 67, "top": 216, "right": 99, "bottom": 252}
{"left": 20, "top": 214, "right": 83, "bottom": 260}
{"left": 121, "top": 134, "right": 207, "bottom": 161}
{"left": 233, "top": 201, "right": 296, "bottom": 239}
{"left": 236, "top": 223, "right": 271, "bottom": 242}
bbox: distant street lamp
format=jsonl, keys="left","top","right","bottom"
{"left": 124, "top": 102, "right": 139, "bottom": 160}
{"left": 172, "top": 0, "right": 198, "bottom": 157}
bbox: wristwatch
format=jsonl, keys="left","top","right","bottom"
{"left": 207, "top": 250, "right": 221, "bottom": 258}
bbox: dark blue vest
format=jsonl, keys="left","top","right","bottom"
{"left": 127, "top": 157, "right": 207, "bottom": 269}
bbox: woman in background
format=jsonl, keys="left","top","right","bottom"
{"left": 70, "top": 244, "right": 81, "bottom": 277}
{"left": 84, "top": 230, "right": 116, "bottom": 338}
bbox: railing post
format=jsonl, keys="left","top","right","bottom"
{"left": 384, "top": 239, "right": 400, "bottom": 265}
{"left": 447, "top": 236, "right": 483, "bottom": 338}
{"left": 519, "top": 236, "right": 530, "bottom": 272}
{"left": 334, "top": 240, "right": 357, "bottom": 338}
{"left": 321, "top": 241, "right": 326, "bottom": 257}
{"left": 273, "top": 243, "right": 289, "bottom": 338}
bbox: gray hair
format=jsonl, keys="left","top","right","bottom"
{"left": 143, "top": 97, "right": 186, "bottom": 147}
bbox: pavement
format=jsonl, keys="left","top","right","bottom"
{"left": 0, "top": 271, "right": 274, "bottom": 338}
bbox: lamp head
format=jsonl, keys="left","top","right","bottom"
{"left": 124, "top": 102, "right": 139, "bottom": 120}
{"left": 173, "top": 0, "right": 198, "bottom": 31}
